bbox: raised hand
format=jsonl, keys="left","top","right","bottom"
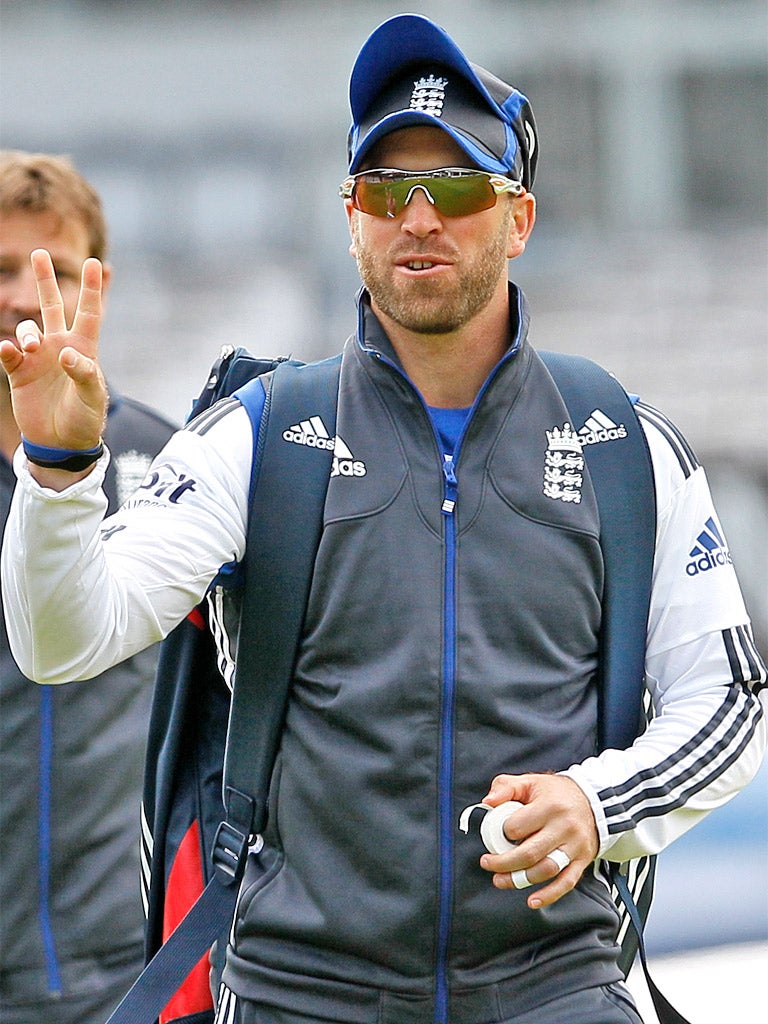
{"left": 0, "top": 248, "right": 108, "bottom": 453}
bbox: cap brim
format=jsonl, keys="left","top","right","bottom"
{"left": 348, "top": 111, "right": 511, "bottom": 176}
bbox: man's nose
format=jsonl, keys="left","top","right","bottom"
{"left": 400, "top": 186, "right": 443, "bottom": 235}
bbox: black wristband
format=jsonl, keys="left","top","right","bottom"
{"left": 22, "top": 437, "right": 104, "bottom": 472}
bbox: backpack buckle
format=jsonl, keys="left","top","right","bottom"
{"left": 211, "top": 820, "right": 250, "bottom": 886}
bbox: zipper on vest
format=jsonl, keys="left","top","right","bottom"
{"left": 441, "top": 454, "right": 458, "bottom": 515}
{"left": 435, "top": 454, "right": 458, "bottom": 1024}
{"left": 358, "top": 307, "right": 526, "bottom": 1023}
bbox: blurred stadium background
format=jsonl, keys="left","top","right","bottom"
{"left": 2, "top": 2, "right": 766, "bottom": 1017}
{"left": 3, "top": 1, "right": 765, "bottom": 646}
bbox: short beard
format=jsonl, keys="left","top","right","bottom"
{"left": 353, "top": 206, "right": 512, "bottom": 336}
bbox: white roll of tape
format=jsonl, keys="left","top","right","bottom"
{"left": 478, "top": 800, "right": 525, "bottom": 855}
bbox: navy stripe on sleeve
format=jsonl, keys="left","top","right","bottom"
{"left": 636, "top": 402, "right": 698, "bottom": 479}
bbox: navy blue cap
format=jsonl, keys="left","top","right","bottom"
{"left": 347, "top": 14, "right": 538, "bottom": 189}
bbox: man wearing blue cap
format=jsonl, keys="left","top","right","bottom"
{"left": 1, "top": 15, "right": 766, "bottom": 1024}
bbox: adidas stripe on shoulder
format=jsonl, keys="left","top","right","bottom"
{"left": 186, "top": 395, "right": 244, "bottom": 437}
{"left": 635, "top": 402, "right": 698, "bottom": 479}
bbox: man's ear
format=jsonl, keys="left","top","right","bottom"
{"left": 507, "top": 192, "right": 536, "bottom": 260}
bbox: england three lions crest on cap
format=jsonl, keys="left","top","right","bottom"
{"left": 411, "top": 75, "right": 448, "bottom": 117}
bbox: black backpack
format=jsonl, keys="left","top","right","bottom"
{"left": 108, "top": 346, "right": 690, "bottom": 1024}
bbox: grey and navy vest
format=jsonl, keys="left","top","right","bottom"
{"left": 224, "top": 293, "right": 624, "bottom": 1020}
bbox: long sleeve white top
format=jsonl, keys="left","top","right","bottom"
{"left": 2, "top": 397, "right": 766, "bottom": 863}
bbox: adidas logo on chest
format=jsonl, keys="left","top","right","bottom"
{"left": 578, "top": 409, "right": 628, "bottom": 446}
{"left": 282, "top": 415, "right": 366, "bottom": 477}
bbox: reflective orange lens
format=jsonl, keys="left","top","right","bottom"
{"left": 342, "top": 169, "right": 520, "bottom": 218}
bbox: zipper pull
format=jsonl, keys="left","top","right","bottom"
{"left": 442, "top": 454, "right": 457, "bottom": 515}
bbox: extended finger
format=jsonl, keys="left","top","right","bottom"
{"left": 31, "top": 249, "right": 67, "bottom": 335}
{"left": 71, "top": 258, "right": 103, "bottom": 345}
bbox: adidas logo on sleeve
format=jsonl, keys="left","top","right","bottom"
{"left": 686, "top": 517, "right": 732, "bottom": 576}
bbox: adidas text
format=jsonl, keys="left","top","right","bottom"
{"left": 579, "top": 424, "right": 627, "bottom": 445}
{"left": 686, "top": 549, "right": 733, "bottom": 576}
{"left": 282, "top": 428, "right": 335, "bottom": 450}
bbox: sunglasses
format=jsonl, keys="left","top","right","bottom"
{"left": 339, "top": 167, "right": 525, "bottom": 219}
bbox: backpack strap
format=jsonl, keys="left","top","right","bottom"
{"left": 541, "top": 353, "right": 691, "bottom": 1024}
{"left": 106, "top": 354, "right": 342, "bottom": 1024}
{"left": 540, "top": 351, "right": 656, "bottom": 752}
{"left": 215, "top": 355, "right": 343, "bottom": 873}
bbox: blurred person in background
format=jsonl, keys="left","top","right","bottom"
{"left": 1, "top": 16, "right": 766, "bottom": 1024}
{"left": 0, "top": 150, "right": 177, "bottom": 1024}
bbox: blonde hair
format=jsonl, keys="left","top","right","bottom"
{"left": 0, "top": 150, "right": 108, "bottom": 260}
